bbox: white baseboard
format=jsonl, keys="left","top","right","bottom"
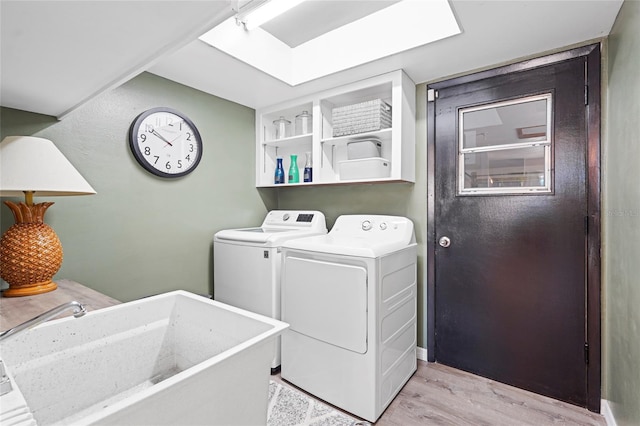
{"left": 416, "top": 346, "right": 428, "bottom": 362}
{"left": 601, "top": 399, "right": 618, "bottom": 426}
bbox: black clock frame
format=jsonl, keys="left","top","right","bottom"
{"left": 128, "top": 107, "right": 203, "bottom": 178}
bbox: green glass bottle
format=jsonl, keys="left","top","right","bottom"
{"left": 288, "top": 154, "right": 299, "bottom": 183}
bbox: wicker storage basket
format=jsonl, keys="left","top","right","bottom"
{"left": 332, "top": 99, "right": 391, "bottom": 137}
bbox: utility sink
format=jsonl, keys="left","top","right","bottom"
{"left": 0, "top": 290, "right": 288, "bottom": 425}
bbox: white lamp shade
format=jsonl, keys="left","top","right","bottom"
{"left": 0, "top": 136, "right": 96, "bottom": 197}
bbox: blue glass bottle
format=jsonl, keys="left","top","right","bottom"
{"left": 274, "top": 157, "right": 285, "bottom": 184}
{"left": 303, "top": 152, "right": 312, "bottom": 183}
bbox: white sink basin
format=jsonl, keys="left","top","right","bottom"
{"left": 0, "top": 290, "right": 288, "bottom": 425}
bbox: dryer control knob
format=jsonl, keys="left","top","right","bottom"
{"left": 380, "top": 222, "right": 387, "bottom": 230}
{"left": 283, "top": 213, "right": 290, "bottom": 221}
{"left": 362, "top": 220, "right": 372, "bottom": 231}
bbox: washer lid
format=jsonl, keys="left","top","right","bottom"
{"left": 214, "top": 210, "right": 327, "bottom": 246}
{"left": 215, "top": 227, "right": 316, "bottom": 245}
{"left": 281, "top": 215, "right": 416, "bottom": 257}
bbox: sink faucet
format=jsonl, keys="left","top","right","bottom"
{"left": 0, "top": 301, "right": 87, "bottom": 343}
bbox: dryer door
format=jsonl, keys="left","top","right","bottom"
{"left": 282, "top": 255, "right": 367, "bottom": 354}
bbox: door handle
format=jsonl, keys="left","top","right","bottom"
{"left": 439, "top": 236, "right": 451, "bottom": 248}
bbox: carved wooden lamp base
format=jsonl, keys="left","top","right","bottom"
{"left": 0, "top": 201, "right": 62, "bottom": 297}
{"left": 2, "top": 281, "right": 58, "bottom": 297}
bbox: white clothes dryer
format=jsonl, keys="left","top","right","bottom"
{"left": 214, "top": 210, "right": 327, "bottom": 371}
{"left": 280, "top": 215, "right": 418, "bottom": 422}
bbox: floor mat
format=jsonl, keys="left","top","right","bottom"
{"left": 267, "top": 380, "right": 368, "bottom": 426}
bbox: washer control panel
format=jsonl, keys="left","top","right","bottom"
{"left": 361, "top": 219, "right": 391, "bottom": 231}
{"left": 262, "top": 210, "right": 327, "bottom": 231}
{"left": 331, "top": 215, "right": 414, "bottom": 245}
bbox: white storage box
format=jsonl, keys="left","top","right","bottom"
{"left": 339, "top": 157, "right": 391, "bottom": 180}
{"left": 347, "top": 139, "right": 382, "bottom": 160}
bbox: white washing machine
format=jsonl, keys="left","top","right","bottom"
{"left": 213, "top": 210, "right": 327, "bottom": 371}
{"left": 280, "top": 215, "right": 418, "bottom": 422}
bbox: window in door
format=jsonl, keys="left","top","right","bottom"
{"left": 458, "top": 93, "right": 552, "bottom": 195}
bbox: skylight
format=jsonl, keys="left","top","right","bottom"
{"left": 198, "top": 0, "right": 461, "bottom": 86}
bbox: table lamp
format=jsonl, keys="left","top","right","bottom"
{"left": 0, "top": 136, "right": 96, "bottom": 297}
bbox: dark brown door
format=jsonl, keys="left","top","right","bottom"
{"left": 431, "top": 56, "right": 594, "bottom": 407}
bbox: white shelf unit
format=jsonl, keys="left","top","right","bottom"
{"left": 256, "top": 70, "right": 416, "bottom": 187}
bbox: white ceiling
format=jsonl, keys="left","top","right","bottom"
{"left": 0, "top": 1, "right": 624, "bottom": 119}
{"left": 0, "top": 0, "right": 236, "bottom": 119}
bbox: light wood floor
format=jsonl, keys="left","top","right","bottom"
{"left": 275, "top": 360, "right": 606, "bottom": 425}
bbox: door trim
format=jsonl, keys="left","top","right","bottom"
{"left": 426, "top": 44, "right": 601, "bottom": 412}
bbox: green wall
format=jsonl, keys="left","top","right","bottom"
{"left": 604, "top": 1, "right": 640, "bottom": 424}
{"left": 1, "top": 72, "right": 276, "bottom": 301}
{"left": 0, "top": 71, "right": 429, "bottom": 345}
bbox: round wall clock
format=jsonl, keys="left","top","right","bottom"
{"left": 129, "top": 107, "right": 203, "bottom": 178}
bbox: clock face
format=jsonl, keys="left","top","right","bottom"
{"left": 129, "top": 107, "right": 203, "bottom": 178}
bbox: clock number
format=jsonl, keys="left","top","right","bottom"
{"left": 139, "top": 134, "right": 147, "bottom": 143}
{"left": 189, "top": 144, "right": 194, "bottom": 152}
{"left": 186, "top": 154, "right": 191, "bottom": 162}
{"left": 165, "top": 161, "right": 171, "bottom": 170}
{"left": 153, "top": 156, "right": 159, "bottom": 165}
{"left": 177, "top": 160, "right": 183, "bottom": 169}
{"left": 145, "top": 124, "right": 154, "bottom": 133}
{"left": 144, "top": 147, "right": 151, "bottom": 156}
{"left": 186, "top": 132, "right": 192, "bottom": 141}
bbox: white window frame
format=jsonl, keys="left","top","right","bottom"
{"left": 458, "top": 93, "right": 553, "bottom": 195}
